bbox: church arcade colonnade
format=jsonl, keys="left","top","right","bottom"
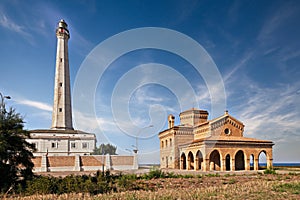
{"left": 179, "top": 147, "right": 273, "bottom": 171}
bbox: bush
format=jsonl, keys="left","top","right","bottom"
{"left": 142, "top": 169, "right": 166, "bottom": 180}
{"left": 264, "top": 168, "right": 276, "bottom": 174}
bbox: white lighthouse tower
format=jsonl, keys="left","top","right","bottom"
{"left": 28, "top": 20, "right": 96, "bottom": 156}
{"left": 51, "top": 19, "right": 73, "bottom": 130}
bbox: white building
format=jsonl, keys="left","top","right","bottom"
{"left": 27, "top": 20, "right": 96, "bottom": 156}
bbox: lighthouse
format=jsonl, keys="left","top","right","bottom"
{"left": 51, "top": 19, "right": 73, "bottom": 130}
{"left": 27, "top": 20, "right": 96, "bottom": 157}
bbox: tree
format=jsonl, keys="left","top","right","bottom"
{"left": 0, "top": 104, "right": 35, "bottom": 193}
{"left": 92, "top": 143, "right": 117, "bottom": 155}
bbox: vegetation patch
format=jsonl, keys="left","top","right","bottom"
{"left": 273, "top": 182, "right": 300, "bottom": 194}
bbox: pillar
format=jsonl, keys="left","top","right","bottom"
{"left": 254, "top": 158, "right": 259, "bottom": 170}
{"left": 133, "top": 152, "right": 138, "bottom": 169}
{"left": 74, "top": 155, "right": 81, "bottom": 171}
{"left": 221, "top": 159, "right": 226, "bottom": 171}
{"left": 105, "top": 154, "right": 111, "bottom": 170}
{"left": 267, "top": 158, "right": 273, "bottom": 169}
{"left": 41, "top": 155, "right": 48, "bottom": 172}
{"left": 203, "top": 158, "right": 209, "bottom": 172}
{"left": 231, "top": 158, "right": 235, "bottom": 171}
{"left": 245, "top": 158, "right": 250, "bottom": 171}
{"left": 195, "top": 157, "right": 199, "bottom": 170}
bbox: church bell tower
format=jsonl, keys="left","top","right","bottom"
{"left": 51, "top": 19, "right": 73, "bottom": 130}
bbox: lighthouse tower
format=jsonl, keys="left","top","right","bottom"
{"left": 27, "top": 19, "right": 96, "bottom": 158}
{"left": 51, "top": 19, "right": 73, "bottom": 130}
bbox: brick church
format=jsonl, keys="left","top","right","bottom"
{"left": 159, "top": 108, "right": 274, "bottom": 171}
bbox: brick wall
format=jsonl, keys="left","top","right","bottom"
{"left": 111, "top": 156, "right": 133, "bottom": 165}
{"left": 81, "top": 156, "right": 104, "bottom": 166}
{"left": 48, "top": 156, "right": 75, "bottom": 167}
{"left": 32, "top": 157, "right": 42, "bottom": 167}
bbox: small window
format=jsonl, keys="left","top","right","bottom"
{"left": 59, "top": 82, "right": 63, "bottom": 87}
{"left": 71, "top": 142, "right": 76, "bottom": 148}
{"left": 59, "top": 108, "right": 62, "bottom": 112}
{"left": 82, "top": 142, "right": 88, "bottom": 149}
{"left": 161, "top": 141, "right": 164, "bottom": 148}
{"left": 51, "top": 142, "right": 58, "bottom": 148}
{"left": 60, "top": 58, "right": 63, "bottom": 62}
{"left": 32, "top": 142, "right": 37, "bottom": 149}
{"left": 224, "top": 128, "right": 231, "bottom": 135}
{"left": 170, "top": 138, "right": 172, "bottom": 146}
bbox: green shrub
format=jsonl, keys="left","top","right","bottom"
{"left": 264, "top": 168, "right": 276, "bottom": 174}
{"left": 142, "top": 169, "right": 166, "bottom": 179}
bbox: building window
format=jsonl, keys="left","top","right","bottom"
{"left": 59, "top": 82, "right": 63, "bottom": 87}
{"left": 165, "top": 140, "right": 168, "bottom": 147}
{"left": 170, "top": 138, "right": 172, "bottom": 146}
{"left": 51, "top": 142, "right": 58, "bottom": 148}
{"left": 224, "top": 128, "right": 231, "bottom": 135}
{"left": 60, "top": 58, "right": 62, "bottom": 62}
{"left": 161, "top": 141, "right": 164, "bottom": 148}
{"left": 32, "top": 142, "right": 37, "bottom": 149}
{"left": 59, "top": 108, "right": 62, "bottom": 112}
{"left": 71, "top": 142, "right": 76, "bottom": 148}
{"left": 82, "top": 142, "right": 88, "bottom": 149}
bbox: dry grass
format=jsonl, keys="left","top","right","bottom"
{"left": 5, "top": 173, "right": 300, "bottom": 200}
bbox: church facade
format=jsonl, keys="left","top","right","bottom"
{"left": 159, "top": 108, "right": 274, "bottom": 171}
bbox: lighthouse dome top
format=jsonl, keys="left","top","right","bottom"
{"left": 58, "top": 19, "right": 68, "bottom": 29}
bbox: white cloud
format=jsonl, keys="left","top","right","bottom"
{"left": 15, "top": 99, "right": 52, "bottom": 112}
{"left": 0, "top": 13, "right": 34, "bottom": 44}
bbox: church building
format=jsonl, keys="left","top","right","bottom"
{"left": 159, "top": 108, "right": 274, "bottom": 171}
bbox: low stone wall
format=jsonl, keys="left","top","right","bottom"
{"left": 32, "top": 154, "right": 138, "bottom": 172}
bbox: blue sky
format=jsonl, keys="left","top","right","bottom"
{"left": 1, "top": 0, "right": 300, "bottom": 163}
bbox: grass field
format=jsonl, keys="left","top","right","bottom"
{"left": 5, "top": 170, "right": 300, "bottom": 200}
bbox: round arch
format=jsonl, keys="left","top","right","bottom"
{"left": 235, "top": 150, "right": 245, "bottom": 170}
{"left": 196, "top": 150, "right": 203, "bottom": 170}
{"left": 209, "top": 150, "right": 221, "bottom": 171}
{"left": 180, "top": 153, "right": 186, "bottom": 170}
{"left": 258, "top": 150, "right": 267, "bottom": 170}
{"left": 225, "top": 154, "right": 231, "bottom": 171}
{"left": 188, "top": 151, "right": 194, "bottom": 170}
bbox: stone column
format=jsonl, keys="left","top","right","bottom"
{"left": 267, "top": 158, "right": 273, "bottom": 169}
{"left": 203, "top": 159, "right": 209, "bottom": 172}
{"left": 195, "top": 158, "right": 199, "bottom": 170}
{"left": 221, "top": 159, "right": 226, "bottom": 171}
{"left": 254, "top": 158, "right": 259, "bottom": 170}
{"left": 231, "top": 158, "right": 235, "bottom": 171}
{"left": 245, "top": 158, "right": 251, "bottom": 171}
